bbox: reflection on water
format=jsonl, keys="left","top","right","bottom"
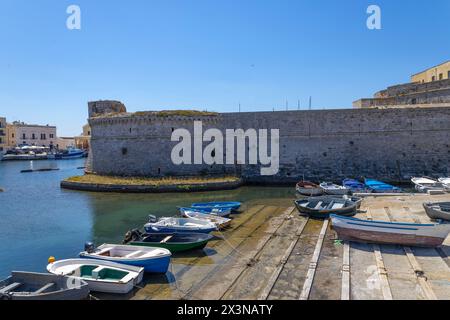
{"left": 0, "top": 159, "right": 294, "bottom": 278}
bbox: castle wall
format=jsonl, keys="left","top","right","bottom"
{"left": 87, "top": 107, "right": 450, "bottom": 183}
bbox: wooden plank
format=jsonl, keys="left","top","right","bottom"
{"left": 258, "top": 217, "right": 308, "bottom": 300}
{"left": 365, "top": 208, "right": 393, "bottom": 300}
{"left": 341, "top": 241, "right": 350, "bottom": 300}
{"left": 383, "top": 207, "right": 438, "bottom": 300}
{"left": 299, "top": 219, "right": 329, "bottom": 300}
{"left": 217, "top": 207, "right": 296, "bottom": 300}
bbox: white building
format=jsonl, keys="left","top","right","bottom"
{"left": 7, "top": 122, "right": 58, "bottom": 149}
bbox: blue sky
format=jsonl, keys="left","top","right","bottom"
{"left": 1, "top": 0, "right": 449, "bottom": 136}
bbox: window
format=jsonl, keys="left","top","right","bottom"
{"left": 41, "top": 133, "right": 46, "bottom": 140}
{"left": 432, "top": 76, "right": 436, "bottom": 81}
{"left": 439, "top": 73, "right": 443, "bottom": 80}
{"left": 32, "top": 133, "right": 36, "bottom": 140}
{"left": 22, "top": 133, "right": 26, "bottom": 139}
{"left": 49, "top": 134, "right": 54, "bottom": 139}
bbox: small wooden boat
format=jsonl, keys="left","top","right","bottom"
{"left": 191, "top": 202, "right": 241, "bottom": 211}
{"left": 342, "top": 178, "right": 372, "bottom": 193}
{"left": 79, "top": 243, "right": 171, "bottom": 273}
{"left": 180, "top": 209, "right": 232, "bottom": 229}
{"left": 179, "top": 206, "right": 231, "bottom": 217}
{"left": 47, "top": 258, "right": 144, "bottom": 294}
{"left": 313, "top": 195, "right": 363, "bottom": 209}
{"left": 295, "top": 181, "right": 324, "bottom": 196}
{"left": 438, "top": 177, "right": 450, "bottom": 189}
{"left": 123, "top": 230, "right": 213, "bottom": 253}
{"left": 0, "top": 272, "right": 89, "bottom": 300}
{"left": 294, "top": 197, "right": 357, "bottom": 219}
{"left": 411, "top": 177, "right": 447, "bottom": 193}
{"left": 319, "top": 182, "right": 350, "bottom": 195}
{"left": 364, "top": 179, "right": 402, "bottom": 193}
{"left": 144, "top": 216, "right": 217, "bottom": 234}
{"left": 423, "top": 202, "right": 450, "bottom": 221}
{"left": 331, "top": 214, "right": 450, "bottom": 247}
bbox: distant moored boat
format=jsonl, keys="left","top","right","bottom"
{"left": 342, "top": 178, "right": 371, "bottom": 193}
{"left": 411, "top": 177, "right": 447, "bottom": 193}
{"left": 296, "top": 181, "right": 324, "bottom": 196}
{"left": 364, "top": 179, "right": 402, "bottom": 193}
{"left": 319, "top": 182, "right": 350, "bottom": 195}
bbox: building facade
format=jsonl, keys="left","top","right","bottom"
{"left": 7, "top": 122, "right": 58, "bottom": 149}
{"left": 411, "top": 61, "right": 450, "bottom": 83}
{"left": 56, "top": 137, "right": 76, "bottom": 149}
{"left": 0, "top": 117, "right": 6, "bottom": 152}
{"left": 75, "top": 124, "right": 91, "bottom": 150}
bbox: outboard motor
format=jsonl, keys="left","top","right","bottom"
{"left": 84, "top": 242, "right": 95, "bottom": 254}
{"left": 148, "top": 214, "right": 158, "bottom": 223}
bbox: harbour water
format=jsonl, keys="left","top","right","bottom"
{"left": 0, "top": 159, "right": 294, "bottom": 278}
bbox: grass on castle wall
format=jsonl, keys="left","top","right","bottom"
{"left": 65, "top": 174, "right": 240, "bottom": 186}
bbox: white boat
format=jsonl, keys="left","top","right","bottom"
{"left": 180, "top": 209, "right": 232, "bottom": 229}
{"left": 144, "top": 216, "right": 217, "bottom": 234}
{"left": 319, "top": 182, "right": 350, "bottom": 195}
{"left": 438, "top": 177, "right": 450, "bottom": 187}
{"left": 411, "top": 177, "right": 447, "bottom": 193}
{"left": 47, "top": 258, "right": 144, "bottom": 294}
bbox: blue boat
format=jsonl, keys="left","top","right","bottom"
{"left": 342, "top": 178, "right": 371, "bottom": 193}
{"left": 144, "top": 217, "right": 217, "bottom": 234}
{"left": 364, "top": 179, "right": 402, "bottom": 193}
{"left": 191, "top": 201, "right": 241, "bottom": 211}
{"left": 179, "top": 206, "right": 232, "bottom": 217}
{"left": 79, "top": 243, "right": 171, "bottom": 273}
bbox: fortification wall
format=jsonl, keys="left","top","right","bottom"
{"left": 87, "top": 107, "right": 450, "bottom": 183}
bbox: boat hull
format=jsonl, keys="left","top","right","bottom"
{"left": 191, "top": 202, "right": 241, "bottom": 211}
{"left": 79, "top": 254, "right": 170, "bottom": 274}
{"left": 332, "top": 225, "right": 446, "bottom": 247}
{"left": 129, "top": 240, "right": 210, "bottom": 253}
{"left": 144, "top": 225, "right": 216, "bottom": 234}
{"left": 124, "top": 232, "right": 213, "bottom": 253}
{"left": 331, "top": 215, "right": 450, "bottom": 247}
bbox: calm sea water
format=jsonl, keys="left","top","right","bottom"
{"left": 0, "top": 159, "right": 294, "bottom": 278}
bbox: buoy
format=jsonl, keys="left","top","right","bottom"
{"left": 48, "top": 256, "right": 56, "bottom": 264}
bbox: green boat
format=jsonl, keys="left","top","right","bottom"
{"left": 123, "top": 230, "right": 213, "bottom": 253}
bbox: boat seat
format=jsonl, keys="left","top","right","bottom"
{"left": 34, "top": 282, "right": 55, "bottom": 294}
{"left": 0, "top": 282, "right": 22, "bottom": 294}
{"left": 331, "top": 203, "right": 344, "bottom": 209}
{"left": 91, "top": 266, "right": 106, "bottom": 279}
{"left": 325, "top": 201, "right": 335, "bottom": 210}
{"left": 313, "top": 201, "right": 323, "bottom": 210}
{"left": 125, "top": 251, "right": 143, "bottom": 258}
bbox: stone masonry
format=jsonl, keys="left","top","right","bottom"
{"left": 87, "top": 101, "right": 450, "bottom": 184}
